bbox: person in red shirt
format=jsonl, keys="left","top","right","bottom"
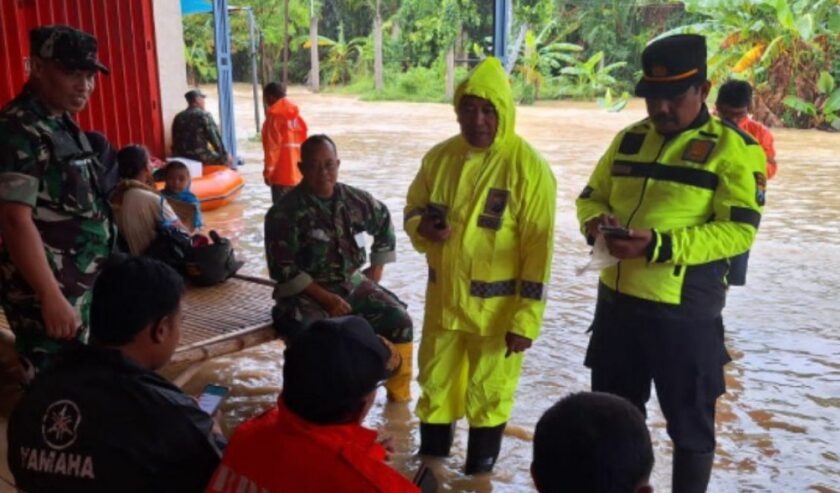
{"left": 262, "top": 82, "right": 308, "bottom": 204}
{"left": 715, "top": 80, "right": 778, "bottom": 179}
{"left": 204, "top": 316, "right": 427, "bottom": 493}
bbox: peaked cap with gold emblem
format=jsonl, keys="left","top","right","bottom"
{"left": 635, "top": 34, "right": 706, "bottom": 98}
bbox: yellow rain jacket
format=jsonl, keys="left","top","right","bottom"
{"left": 405, "top": 58, "right": 556, "bottom": 341}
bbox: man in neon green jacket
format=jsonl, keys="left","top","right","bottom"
{"left": 405, "top": 57, "right": 556, "bottom": 474}
{"left": 576, "top": 35, "right": 765, "bottom": 493}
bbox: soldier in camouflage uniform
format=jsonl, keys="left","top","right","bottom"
{"left": 171, "top": 89, "right": 232, "bottom": 167}
{"left": 265, "top": 134, "right": 414, "bottom": 402}
{"left": 0, "top": 25, "right": 114, "bottom": 380}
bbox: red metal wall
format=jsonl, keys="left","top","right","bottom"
{"left": 0, "top": 0, "right": 165, "bottom": 156}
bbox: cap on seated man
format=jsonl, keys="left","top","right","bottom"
{"left": 7, "top": 255, "right": 224, "bottom": 493}
{"left": 532, "top": 392, "right": 654, "bottom": 493}
{"left": 204, "top": 316, "right": 427, "bottom": 493}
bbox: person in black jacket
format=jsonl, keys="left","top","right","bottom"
{"left": 7, "top": 255, "right": 224, "bottom": 493}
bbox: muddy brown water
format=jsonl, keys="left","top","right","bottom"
{"left": 2, "top": 85, "right": 839, "bottom": 492}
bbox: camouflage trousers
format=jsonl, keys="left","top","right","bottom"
{"left": 272, "top": 275, "right": 413, "bottom": 344}
{"left": 1, "top": 292, "right": 90, "bottom": 382}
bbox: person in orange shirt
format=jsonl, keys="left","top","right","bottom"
{"left": 715, "top": 80, "right": 778, "bottom": 179}
{"left": 262, "top": 82, "right": 308, "bottom": 204}
{"left": 203, "top": 316, "right": 431, "bottom": 493}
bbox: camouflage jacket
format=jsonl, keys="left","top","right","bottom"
{"left": 0, "top": 87, "right": 114, "bottom": 319}
{"left": 171, "top": 106, "right": 228, "bottom": 164}
{"left": 265, "top": 183, "right": 396, "bottom": 298}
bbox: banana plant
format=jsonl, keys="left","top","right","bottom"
{"left": 556, "top": 51, "right": 627, "bottom": 100}
{"left": 783, "top": 71, "right": 840, "bottom": 130}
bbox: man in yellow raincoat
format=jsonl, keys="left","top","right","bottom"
{"left": 405, "top": 57, "right": 556, "bottom": 474}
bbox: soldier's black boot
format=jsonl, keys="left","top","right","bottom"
{"left": 464, "top": 423, "right": 506, "bottom": 475}
{"left": 419, "top": 423, "right": 456, "bottom": 457}
{"left": 672, "top": 449, "right": 714, "bottom": 493}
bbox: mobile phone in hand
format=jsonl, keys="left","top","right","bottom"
{"left": 598, "top": 224, "right": 632, "bottom": 239}
{"left": 197, "top": 384, "right": 229, "bottom": 415}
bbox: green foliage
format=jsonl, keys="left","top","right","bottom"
{"left": 555, "top": 51, "right": 628, "bottom": 100}
{"left": 783, "top": 71, "right": 840, "bottom": 130}
{"left": 182, "top": 14, "right": 217, "bottom": 84}
{"left": 668, "top": 0, "right": 840, "bottom": 129}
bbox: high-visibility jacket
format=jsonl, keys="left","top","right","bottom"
{"left": 576, "top": 109, "right": 765, "bottom": 312}
{"left": 262, "top": 98, "right": 307, "bottom": 186}
{"left": 204, "top": 399, "right": 418, "bottom": 493}
{"left": 405, "top": 57, "right": 556, "bottom": 340}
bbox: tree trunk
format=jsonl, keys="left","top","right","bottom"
{"left": 373, "top": 0, "right": 383, "bottom": 91}
{"left": 283, "top": 0, "right": 290, "bottom": 86}
{"left": 310, "top": 7, "right": 320, "bottom": 92}
{"left": 445, "top": 44, "right": 455, "bottom": 100}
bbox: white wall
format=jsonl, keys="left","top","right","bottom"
{"left": 153, "top": 0, "right": 189, "bottom": 155}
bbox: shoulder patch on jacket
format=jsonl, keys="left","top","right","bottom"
{"left": 721, "top": 120, "right": 759, "bottom": 146}
{"left": 682, "top": 139, "right": 716, "bottom": 164}
{"left": 618, "top": 132, "right": 646, "bottom": 155}
{"left": 754, "top": 172, "right": 766, "bottom": 206}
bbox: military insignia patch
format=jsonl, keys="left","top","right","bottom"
{"left": 682, "top": 139, "right": 715, "bottom": 164}
{"left": 483, "top": 188, "right": 510, "bottom": 216}
{"left": 754, "top": 172, "right": 766, "bottom": 206}
{"left": 477, "top": 215, "right": 502, "bottom": 230}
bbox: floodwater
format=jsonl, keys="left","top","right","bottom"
{"left": 3, "top": 84, "right": 840, "bottom": 492}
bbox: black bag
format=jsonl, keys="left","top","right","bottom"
{"left": 146, "top": 223, "right": 192, "bottom": 273}
{"left": 145, "top": 196, "right": 193, "bottom": 272}
{"left": 184, "top": 230, "right": 244, "bottom": 286}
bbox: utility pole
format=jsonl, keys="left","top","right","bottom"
{"left": 310, "top": 0, "right": 320, "bottom": 92}
{"left": 283, "top": 0, "right": 289, "bottom": 86}
{"left": 245, "top": 7, "right": 261, "bottom": 132}
{"left": 373, "top": 0, "right": 383, "bottom": 91}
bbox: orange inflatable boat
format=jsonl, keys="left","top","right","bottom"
{"left": 156, "top": 165, "right": 245, "bottom": 211}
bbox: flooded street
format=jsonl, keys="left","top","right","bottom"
{"left": 2, "top": 84, "right": 839, "bottom": 492}
{"left": 189, "top": 85, "right": 840, "bottom": 492}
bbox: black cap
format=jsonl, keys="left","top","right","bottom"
{"left": 635, "top": 34, "right": 706, "bottom": 98}
{"left": 282, "top": 316, "right": 400, "bottom": 423}
{"left": 30, "top": 25, "right": 109, "bottom": 74}
{"left": 185, "top": 89, "right": 206, "bottom": 102}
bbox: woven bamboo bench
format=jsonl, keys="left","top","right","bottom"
{"left": 0, "top": 274, "right": 279, "bottom": 366}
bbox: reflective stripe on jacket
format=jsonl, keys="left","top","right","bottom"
{"left": 262, "top": 98, "right": 307, "bottom": 186}
{"left": 576, "top": 110, "right": 765, "bottom": 310}
{"left": 405, "top": 57, "right": 556, "bottom": 340}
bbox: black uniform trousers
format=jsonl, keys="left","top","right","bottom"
{"left": 585, "top": 289, "right": 731, "bottom": 454}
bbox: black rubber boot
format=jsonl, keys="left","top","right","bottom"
{"left": 464, "top": 423, "right": 506, "bottom": 475}
{"left": 419, "top": 423, "right": 456, "bottom": 457}
{"left": 672, "top": 449, "right": 714, "bottom": 493}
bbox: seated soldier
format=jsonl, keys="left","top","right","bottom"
{"left": 204, "top": 316, "right": 422, "bottom": 493}
{"left": 264, "top": 134, "right": 413, "bottom": 402}
{"left": 8, "top": 255, "right": 224, "bottom": 493}
{"left": 532, "top": 392, "right": 655, "bottom": 493}
{"left": 111, "top": 145, "right": 187, "bottom": 255}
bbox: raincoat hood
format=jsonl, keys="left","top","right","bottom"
{"left": 268, "top": 97, "right": 300, "bottom": 119}
{"left": 453, "top": 57, "right": 515, "bottom": 150}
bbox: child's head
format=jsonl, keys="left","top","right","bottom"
{"left": 117, "top": 144, "right": 151, "bottom": 183}
{"left": 715, "top": 80, "right": 753, "bottom": 124}
{"left": 532, "top": 392, "right": 654, "bottom": 493}
{"left": 164, "top": 161, "right": 191, "bottom": 194}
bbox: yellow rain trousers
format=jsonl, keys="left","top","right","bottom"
{"left": 405, "top": 57, "right": 556, "bottom": 427}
